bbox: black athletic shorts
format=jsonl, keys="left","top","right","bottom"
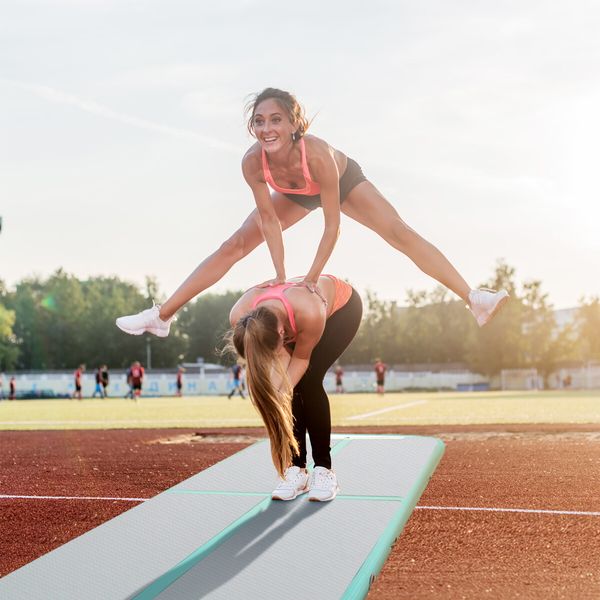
{"left": 283, "top": 157, "right": 367, "bottom": 211}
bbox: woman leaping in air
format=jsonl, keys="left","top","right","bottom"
{"left": 117, "top": 87, "right": 508, "bottom": 336}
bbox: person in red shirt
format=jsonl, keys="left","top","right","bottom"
{"left": 9, "top": 376, "right": 16, "bottom": 400}
{"left": 374, "top": 359, "right": 387, "bottom": 395}
{"left": 130, "top": 361, "right": 145, "bottom": 401}
{"left": 73, "top": 365, "right": 85, "bottom": 400}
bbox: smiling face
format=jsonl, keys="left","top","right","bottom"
{"left": 251, "top": 98, "right": 297, "bottom": 153}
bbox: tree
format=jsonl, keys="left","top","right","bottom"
{"left": 465, "top": 260, "right": 525, "bottom": 377}
{"left": 343, "top": 291, "right": 392, "bottom": 363}
{"left": 576, "top": 297, "right": 600, "bottom": 362}
{"left": 78, "top": 275, "right": 149, "bottom": 368}
{"left": 177, "top": 290, "right": 243, "bottom": 364}
{"left": 1, "top": 263, "right": 586, "bottom": 375}
{"left": 6, "top": 271, "right": 186, "bottom": 369}
{"left": 0, "top": 302, "right": 18, "bottom": 370}
{"left": 520, "top": 280, "right": 572, "bottom": 387}
{"left": 343, "top": 286, "right": 472, "bottom": 365}
{"left": 402, "top": 287, "right": 471, "bottom": 364}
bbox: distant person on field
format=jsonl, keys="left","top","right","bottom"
{"left": 334, "top": 364, "right": 344, "bottom": 393}
{"left": 228, "top": 361, "right": 246, "bottom": 399}
{"left": 92, "top": 366, "right": 104, "bottom": 398}
{"left": 124, "top": 364, "right": 134, "bottom": 399}
{"left": 240, "top": 365, "right": 247, "bottom": 394}
{"left": 374, "top": 359, "right": 387, "bottom": 395}
{"left": 73, "top": 365, "right": 85, "bottom": 400}
{"left": 130, "top": 361, "right": 145, "bottom": 401}
{"left": 0, "top": 373, "right": 4, "bottom": 400}
{"left": 176, "top": 367, "right": 185, "bottom": 397}
{"left": 101, "top": 365, "right": 110, "bottom": 397}
{"left": 9, "top": 376, "right": 16, "bottom": 400}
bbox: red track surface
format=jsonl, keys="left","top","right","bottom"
{"left": 1, "top": 424, "right": 599, "bottom": 599}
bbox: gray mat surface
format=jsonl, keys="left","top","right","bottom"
{"left": 154, "top": 498, "right": 403, "bottom": 600}
{"left": 0, "top": 434, "right": 444, "bottom": 600}
{"left": 0, "top": 494, "right": 266, "bottom": 600}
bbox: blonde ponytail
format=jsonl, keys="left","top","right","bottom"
{"left": 225, "top": 307, "right": 299, "bottom": 478}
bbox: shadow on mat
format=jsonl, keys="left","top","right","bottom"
{"left": 131, "top": 499, "right": 328, "bottom": 599}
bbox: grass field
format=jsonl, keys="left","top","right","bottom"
{"left": 1, "top": 390, "right": 599, "bottom": 429}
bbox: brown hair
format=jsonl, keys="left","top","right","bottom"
{"left": 224, "top": 306, "right": 299, "bottom": 477}
{"left": 245, "top": 88, "right": 310, "bottom": 141}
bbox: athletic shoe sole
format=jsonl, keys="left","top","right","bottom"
{"left": 308, "top": 484, "right": 340, "bottom": 502}
{"left": 272, "top": 482, "right": 310, "bottom": 501}
{"left": 115, "top": 322, "right": 170, "bottom": 338}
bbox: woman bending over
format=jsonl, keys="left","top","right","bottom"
{"left": 226, "top": 274, "right": 362, "bottom": 502}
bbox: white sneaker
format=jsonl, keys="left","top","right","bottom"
{"left": 272, "top": 466, "right": 310, "bottom": 501}
{"left": 116, "top": 303, "right": 173, "bottom": 337}
{"left": 468, "top": 288, "right": 510, "bottom": 327}
{"left": 308, "top": 466, "right": 339, "bottom": 502}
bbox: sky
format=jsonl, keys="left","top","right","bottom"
{"left": 2, "top": 0, "right": 600, "bottom": 310}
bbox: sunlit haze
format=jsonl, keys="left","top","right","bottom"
{"left": 2, "top": 1, "right": 600, "bottom": 309}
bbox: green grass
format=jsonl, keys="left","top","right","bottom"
{"left": 1, "top": 390, "right": 599, "bottom": 430}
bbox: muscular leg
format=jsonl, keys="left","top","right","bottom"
{"left": 159, "top": 194, "right": 310, "bottom": 320}
{"left": 341, "top": 182, "right": 471, "bottom": 301}
{"left": 291, "top": 390, "right": 308, "bottom": 468}
{"left": 292, "top": 291, "right": 363, "bottom": 469}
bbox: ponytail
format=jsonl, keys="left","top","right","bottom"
{"left": 225, "top": 307, "right": 299, "bottom": 477}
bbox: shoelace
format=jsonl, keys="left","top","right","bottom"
{"left": 150, "top": 299, "right": 176, "bottom": 323}
{"left": 276, "top": 469, "right": 305, "bottom": 490}
{"left": 312, "top": 470, "right": 335, "bottom": 489}
{"left": 468, "top": 288, "right": 498, "bottom": 309}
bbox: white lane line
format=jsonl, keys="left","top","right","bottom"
{"left": 416, "top": 506, "right": 600, "bottom": 517}
{"left": 347, "top": 400, "right": 428, "bottom": 420}
{"left": 0, "top": 494, "right": 147, "bottom": 502}
{"left": 0, "top": 494, "right": 600, "bottom": 517}
{"left": 3, "top": 495, "right": 598, "bottom": 517}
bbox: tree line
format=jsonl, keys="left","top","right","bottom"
{"left": 0, "top": 261, "right": 598, "bottom": 382}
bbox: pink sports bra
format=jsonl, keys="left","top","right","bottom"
{"left": 250, "top": 275, "right": 353, "bottom": 341}
{"left": 261, "top": 137, "right": 321, "bottom": 196}
{"left": 251, "top": 282, "right": 298, "bottom": 338}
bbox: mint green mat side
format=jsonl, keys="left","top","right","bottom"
{"left": 341, "top": 437, "right": 445, "bottom": 600}
{"left": 130, "top": 494, "right": 270, "bottom": 599}
{"left": 132, "top": 437, "right": 353, "bottom": 599}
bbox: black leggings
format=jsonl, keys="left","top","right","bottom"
{"left": 291, "top": 288, "right": 363, "bottom": 469}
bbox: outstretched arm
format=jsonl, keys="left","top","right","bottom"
{"left": 302, "top": 142, "right": 341, "bottom": 292}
